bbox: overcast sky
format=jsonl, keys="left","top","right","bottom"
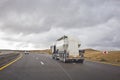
{"left": 0, "top": 0, "right": 120, "bottom": 50}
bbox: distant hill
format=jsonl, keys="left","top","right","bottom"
{"left": 29, "top": 49, "right": 51, "bottom": 54}
{"left": 84, "top": 48, "right": 99, "bottom": 52}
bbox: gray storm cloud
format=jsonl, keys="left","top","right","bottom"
{"left": 0, "top": 0, "right": 120, "bottom": 50}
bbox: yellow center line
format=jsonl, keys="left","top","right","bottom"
{"left": 0, "top": 54, "right": 23, "bottom": 71}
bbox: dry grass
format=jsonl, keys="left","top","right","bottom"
{"left": 85, "top": 49, "right": 120, "bottom": 66}
{"left": 29, "top": 49, "right": 51, "bottom": 54}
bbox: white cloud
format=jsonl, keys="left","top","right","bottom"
{"left": 0, "top": 0, "right": 120, "bottom": 50}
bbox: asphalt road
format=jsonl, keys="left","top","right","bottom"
{"left": 0, "top": 53, "right": 120, "bottom": 80}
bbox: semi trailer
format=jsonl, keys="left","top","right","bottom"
{"left": 50, "top": 35, "right": 84, "bottom": 63}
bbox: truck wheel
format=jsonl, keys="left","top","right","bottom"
{"left": 52, "top": 56, "right": 55, "bottom": 59}
{"left": 56, "top": 57, "right": 59, "bottom": 60}
{"left": 52, "top": 55, "right": 55, "bottom": 59}
{"left": 55, "top": 56, "right": 57, "bottom": 60}
{"left": 79, "top": 60, "right": 84, "bottom": 63}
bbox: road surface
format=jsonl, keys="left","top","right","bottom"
{"left": 0, "top": 53, "right": 120, "bottom": 80}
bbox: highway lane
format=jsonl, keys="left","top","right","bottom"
{"left": 0, "top": 53, "right": 120, "bottom": 80}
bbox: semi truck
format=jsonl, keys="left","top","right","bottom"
{"left": 50, "top": 35, "right": 84, "bottom": 63}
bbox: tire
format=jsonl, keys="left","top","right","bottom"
{"left": 54, "top": 56, "right": 57, "bottom": 60}
{"left": 52, "top": 55, "right": 55, "bottom": 59}
{"left": 52, "top": 56, "right": 55, "bottom": 59}
{"left": 56, "top": 57, "right": 59, "bottom": 60}
{"left": 79, "top": 59, "right": 84, "bottom": 63}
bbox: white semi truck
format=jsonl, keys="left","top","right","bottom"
{"left": 50, "top": 35, "right": 84, "bottom": 63}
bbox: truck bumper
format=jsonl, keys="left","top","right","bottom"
{"left": 66, "top": 58, "right": 84, "bottom": 63}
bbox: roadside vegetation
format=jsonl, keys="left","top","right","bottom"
{"left": 84, "top": 49, "right": 120, "bottom": 66}
{"left": 29, "top": 49, "right": 51, "bottom": 54}
{"left": 0, "top": 53, "right": 20, "bottom": 67}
